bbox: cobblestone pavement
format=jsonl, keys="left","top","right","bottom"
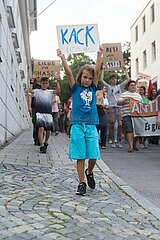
{"left": 0, "top": 130, "right": 160, "bottom": 240}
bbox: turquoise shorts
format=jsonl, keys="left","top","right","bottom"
{"left": 69, "top": 124, "right": 100, "bottom": 160}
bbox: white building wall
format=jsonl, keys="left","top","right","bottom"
{"left": 0, "top": 0, "right": 37, "bottom": 145}
{"left": 131, "top": 0, "right": 160, "bottom": 88}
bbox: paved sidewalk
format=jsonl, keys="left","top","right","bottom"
{"left": 0, "top": 129, "right": 160, "bottom": 240}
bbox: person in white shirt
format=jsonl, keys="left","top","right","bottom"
{"left": 100, "top": 66, "right": 130, "bottom": 148}
{"left": 117, "top": 80, "right": 142, "bottom": 153}
{"left": 52, "top": 94, "right": 61, "bottom": 135}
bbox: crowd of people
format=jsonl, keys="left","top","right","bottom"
{"left": 98, "top": 73, "right": 160, "bottom": 153}
{"left": 28, "top": 46, "right": 160, "bottom": 196}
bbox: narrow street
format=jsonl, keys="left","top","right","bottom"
{"left": 101, "top": 142, "right": 160, "bottom": 207}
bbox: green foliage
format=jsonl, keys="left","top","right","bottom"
{"left": 49, "top": 77, "right": 57, "bottom": 89}
{"left": 123, "top": 41, "right": 131, "bottom": 76}
{"left": 97, "top": 80, "right": 103, "bottom": 90}
{"left": 123, "top": 41, "right": 131, "bottom": 67}
{"left": 59, "top": 77, "right": 71, "bottom": 104}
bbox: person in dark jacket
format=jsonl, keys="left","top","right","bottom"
{"left": 28, "top": 77, "right": 41, "bottom": 145}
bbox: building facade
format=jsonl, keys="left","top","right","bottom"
{"left": 130, "top": 0, "right": 160, "bottom": 89}
{"left": 0, "top": 0, "right": 37, "bottom": 145}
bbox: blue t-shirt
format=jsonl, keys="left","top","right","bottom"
{"left": 71, "top": 83, "right": 99, "bottom": 125}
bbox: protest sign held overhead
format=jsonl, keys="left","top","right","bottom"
{"left": 32, "top": 60, "right": 60, "bottom": 78}
{"left": 102, "top": 43, "right": 124, "bottom": 71}
{"left": 57, "top": 24, "right": 100, "bottom": 54}
{"left": 136, "top": 72, "right": 152, "bottom": 94}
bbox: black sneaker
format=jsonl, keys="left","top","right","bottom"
{"left": 40, "top": 145, "right": 46, "bottom": 153}
{"left": 34, "top": 141, "right": 40, "bottom": 146}
{"left": 55, "top": 131, "right": 59, "bottom": 136}
{"left": 76, "top": 182, "right": 86, "bottom": 196}
{"left": 44, "top": 142, "right": 48, "bottom": 149}
{"left": 85, "top": 169, "right": 95, "bottom": 189}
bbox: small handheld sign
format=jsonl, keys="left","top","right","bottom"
{"left": 32, "top": 60, "right": 60, "bottom": 78}
{"left": 102, "top": 43, "right": 124, "bottom": 71}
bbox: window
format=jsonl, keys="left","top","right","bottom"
{"left": 0, "top": 14, "right": 2, "bottom": 63}
{"left": 151, "top": 4, "right": 155, "bottom": 23}
{"left": 143, "top": 50, "right": 147, "bottom": 69}
{"left": 136, "top": 58, "right": 139, "bottom": 74}
{"left": 10, "top": 55, "right": 15, "bottom": 92}
{"left": 135, "top": 25, "right": 138, "bottom": 42}
{"left": 7, "top": 6, "right": 15, "bottom": 28}
{"left": 142, "top": 15, "right": 146, "bottom": 33}
{"left": 0, "top": 13, "right": 2, "bottom": 47}
{"left": 152, "top": 41, "right": 156, "bottom": 62}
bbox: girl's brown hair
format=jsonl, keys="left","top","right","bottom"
{"left": 76, "top": 64, "right": 94, "bottom": 85}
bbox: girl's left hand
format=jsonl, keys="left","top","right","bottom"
{"left": 98, "top": 45, "right": 104, "bottom": 54}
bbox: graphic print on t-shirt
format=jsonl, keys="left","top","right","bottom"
{"left": 80, "top": 89, "right": 92, "bottom": 108}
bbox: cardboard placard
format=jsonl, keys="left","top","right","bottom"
{"left": 102, "top": 43, "right": 124, "bottom": 71}
{"left": 57, "top": 24, "right": 100, "bottom": 54}
{"left": 136, "top": 72, "right": 151, "bottom": 93}
{"left": 32, "top": 60, "right": 60, "bottom": 78}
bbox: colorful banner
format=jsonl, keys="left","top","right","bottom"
{"left": 57, "top": 24, "right": 100, "bottom": 54}
{"left": 130, "top": 98, "right": 160, "bottom": 136}
{"left": 102, "top": 43, "right": 124, "bottom": 71}
{"left": 32, "top": 60, "right": 60, "bottom": 78}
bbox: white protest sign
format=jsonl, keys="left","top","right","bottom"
{"left": 131, "top": 116, "right": 160, "bottom": 137}
{"left": 136, "top": 72, "right": 151, "bottom": 93}
{"left": 57, "top": 24, "right": 100, "bottom": 54}
{"left": 137, "top": 72, "right": 151, "bottom": 80}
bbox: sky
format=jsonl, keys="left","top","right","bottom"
{"left": 30, "top": 0, "right": 148, "bottom": 61}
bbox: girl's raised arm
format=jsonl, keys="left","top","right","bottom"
{"left": 93, "top": 45, "right": 104, "bottom": 86}
{"left": 57, "top": 49, "right": 75, "bottom": 88}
